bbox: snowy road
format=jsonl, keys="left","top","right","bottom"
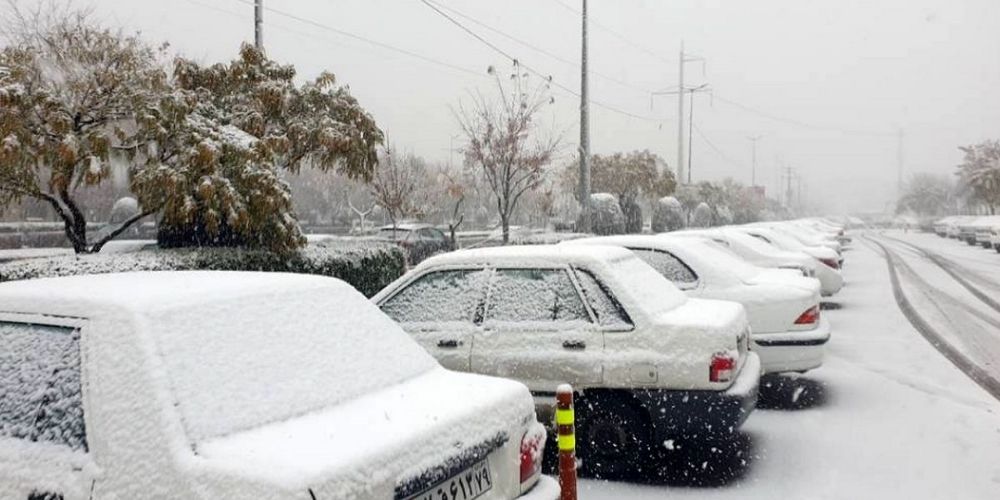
{"left": 576, "top": 233, "right": 1000, "bottom": 499}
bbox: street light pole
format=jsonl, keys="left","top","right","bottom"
{"left": 747, "top": 135, "right": 762, "bottom": 186}
{"left": 254, "top": 0, "right": 263, "bottom": 51}
{"left": 578, "top": 0, "right": 591, "bottom": 233}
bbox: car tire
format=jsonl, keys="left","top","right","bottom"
{"left": 576, "top": 393, "right": 654, "bottom": 479}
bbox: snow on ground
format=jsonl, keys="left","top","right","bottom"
{"left": 577, "top": 235, "right": 1000, "bottom": 499}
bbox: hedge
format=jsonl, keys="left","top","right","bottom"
{"left": 0, "top": 239, "right": 406, "bottom": 298}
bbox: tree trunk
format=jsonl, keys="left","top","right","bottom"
{"left": 501, "top": 214, "right": 510, "bottom": 244}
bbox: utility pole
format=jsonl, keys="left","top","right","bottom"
{"left": 785, "top": 166, "right": 795, "bottom": 210}
{"left": 747, "top": 135, "right": 762, "bottom": 186}
{"left": 578, "top": 0, "right": 591, "bottom": 233}
{"left": 896, "top": 128, "right": 904, "bottom": 198}
{"left": 652, "top": 44, "right": 707, "bottom": 186}
{"left": 687, "top": 89, "right": 695, "bottom": 184}
{"left": 677, "top": 41, "right": 685, "bottom": 185}
{"left": 254, "top": 0, "right": 264, "bottom": 51}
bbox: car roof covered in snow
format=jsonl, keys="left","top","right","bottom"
{"left": 415, "top": 243, "right": 635, "bottom": 270}
{"left": 379, "top": 223, "right": 436, "bottom": 231}
{"left": 0, "top": 271, "right": 343, "bottom": 317}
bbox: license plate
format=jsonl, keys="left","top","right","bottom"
{"left": 404, "top": 459, "right": 492, "bottom": 500}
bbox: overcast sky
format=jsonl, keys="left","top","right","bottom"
{"left": 81, "top": 0, "right": 1000, "bottom": 213}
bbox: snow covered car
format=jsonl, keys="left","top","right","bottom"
{"left": 674, "top": 227, "right": 819, "bottom": 278}
{"left": 990, "top": 226, "right": 1000, "bottom": 252}
{"left": 732, "top": 226, "right": 844, "bottom": 297}
{"left": 378, "top": 223, "right": 454, "bottom": 265}
{"left": 565, "top": 235, "right": 830, "bottom": 374}
{"left": 755, "top": 222, "right": 843, "bottom": 260}
{"left": 372, "top": 245, "right": 760, "bottom": 475}
{"left": 968, "top": 216, "right": 1000, "bottom": 248}
{"left": 0, "top": 272, "right": 555, "bottom": 500}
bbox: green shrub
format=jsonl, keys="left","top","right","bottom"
{"left": 0, "top": 240, "right": 405, "bottom": 297}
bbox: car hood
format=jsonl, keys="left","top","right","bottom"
{"left": 193, "top": 368, "right": 534, "bottom": 499}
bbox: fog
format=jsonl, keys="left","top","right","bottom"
{"left": 86, "top": 0, "right": 1000, "bottom": 214}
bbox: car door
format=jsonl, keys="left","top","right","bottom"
{"left": 627, "top": 247, "right": 702, "bottom": 291}
{"left": 378, "top": 268, "right": 490, "bottom": 371}
{"left": 471, "top": 266, "right": 604, "bottom": 392}
{"left": 0, "top": 318, "right": 96, "bottom": 500}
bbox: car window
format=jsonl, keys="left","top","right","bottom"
{"left": 381, "top": 269, "right": 491, "bottom": 323}
{"left": 0, "top": 321, "right": 87, "bottom": 452}
{"left": 486, "top": 268, "right": 590, "bottom": 323}
{"left": 573, "top": 268, "right": 633, "bottom": 329}
{"left": 629, "top": 248, "right": 698, "bottom": 284}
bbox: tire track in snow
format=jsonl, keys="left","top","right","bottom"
{"left": 864, "top": 234, "right": 1000, "bottom": 402}
{"left": 878, "top": 233, "right": 1000, "bottom": 313}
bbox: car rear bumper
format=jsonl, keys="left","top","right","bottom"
{"left": 517, "top": 475, "right": 559, "bottom": 500}
{"left": 752, "top": 317, "right": 831, "bottom": 374}
{"left": 816, "top": 266, "right": 844, "bottom": 296}
{"left": 634, "top": 352, "right": 760, "bottom": 441}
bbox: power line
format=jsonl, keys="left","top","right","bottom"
{"left": 429, "top": 1, "right": 653, "bottom": 95}
{"left": 548, "top": 0, "right": 673, "bottom": 65}
{"left": 227, "top": 0, "right": 486, "bottom": 78}
{"left": 712, "top": 94, "right": 894, "bottom": 137}
{"left": 693, "top": 123, "right": 746, "bottom": 170}
{"left": 419, "top": 0, "right": 664, "bottom": 122}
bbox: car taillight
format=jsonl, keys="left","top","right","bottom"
{"left": 709, "top": 353, "right": 736, "bottom": 383}
{"left": 519, "top": 427, "right": 544, "bottom": 485}
{"left": 795, "top": 305, "right": 820, "bottom": 326}
{"left": 819, "top": 257, "right": 839, "bottom": 270}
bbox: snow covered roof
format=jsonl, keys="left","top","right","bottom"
{"left": 416, "top": 244, "right": 635, "bottom": 269}
{"left": 0, "top": 271, "right": 342, "bottom": 317}
{"left": 379, "top": 222, "right": 435, "bottom": 231}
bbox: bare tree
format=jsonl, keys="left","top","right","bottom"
{"left": 456, "top": 64, "right": 560, "bottom": 243}
{"left": 370, "top": 146, "right": 428, "bottom": 235}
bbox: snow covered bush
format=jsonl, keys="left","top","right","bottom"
{"left": 582, "top": 193, "right": 626, "bottom": 235}
{"left": 652, "top": 196, "right": 686, "bottom": 233}
{"left": 0, "top": 241, "right": 404, "bottom": 297}
{"left": 691, "top": 202, "right": 714, "bottom": 228}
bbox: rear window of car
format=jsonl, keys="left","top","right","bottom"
{"left": 0, "top": 321, "right": 87, "bottom": 452}
{"left": 573, "top": 269, "right": 633, "bottom": 329}
{"left": 605, "top": 254, "right": 687, "bottom": 316}
{"left": 629, "top": 248, "right": 698, "bottom": 284}
{"left": 381, "top": 269, "right": 491, "bottom": 323}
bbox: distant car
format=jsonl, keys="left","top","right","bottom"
{"left": 969, "top": 216, "right": 1000, "bottom": 248}
{"left": 991, "top": 226, "right": 1000, "bottom": 252}
{"left": 732, "top": 226, "right": 844, "bottom": 297}
{"left": 373, "top": 245, "right": 760, "bottom": 476}
{"left": 933, "top": 216, "right": 960, "bottom": 237}
{"left": 378, "top": 223, "right": 454, "bottom": 265}
{"left": 0, "top": 272, "right": 555, "bottom": 500}
{"left": 566, "top": 235, "right": 830, "bottom": 374}
{"left": 674, "top": 227, "right": 819, "bottom": 279}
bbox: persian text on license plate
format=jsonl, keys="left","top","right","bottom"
{"left": 405, "top": 459, "right": 492, "bottom": 500}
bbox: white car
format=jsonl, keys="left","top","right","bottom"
{"left": 674, "top": 227, "right": 819, "bottom": 279}
{"left": 372, "top": 245, "right": 760, "bottom": 476}
{"left": 732, "top": 226, "right": 844, "bottom": 297}
{"left": 0, "top": 272, "right": 555, "bottom": 500}
{"left": 754, "top": 222, "right": 843, "bottom": 261}
{"left": 566, "top": 235, "right": 830, "bottom": 374}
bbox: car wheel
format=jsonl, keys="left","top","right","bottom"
{"left": 576, "top": 394, "right": 654, "bottom": 479}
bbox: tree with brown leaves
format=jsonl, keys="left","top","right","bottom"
{"left": 456, "top": 64, "right": 559, "bottom": 243}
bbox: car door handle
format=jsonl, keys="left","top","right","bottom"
{"left": 437, "top": 339, "right": 463, "bottom": 348}
{"left": 562, "top": 340, "right": 586, "bottom": 350}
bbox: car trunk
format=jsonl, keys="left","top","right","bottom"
{"left": 194, "top": 368, "right": 534, "bottom": 500}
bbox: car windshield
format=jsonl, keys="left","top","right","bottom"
{"left": 147, "top": 288, "right": 437, "bottom": 443}
{"left": 686, "top": 240, "right": 763, "bottom": 282}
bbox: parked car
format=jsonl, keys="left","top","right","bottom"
{"left": 731, "top": 226, "right": 844, "bottom": 297}
{"left": 991, "top": 226, "right": 1000, "bottom": 253}
{"left": 0, "top": 272, "right": 555, "bottom": 500}
{"left": 674, "top": 227, "right": 819, "bottom": 279}
{"left": 754, "top": 222, "right": 843, "bottom": 261}
{"left": 933, "top": 216, "right": 961, "bottom": 237}
{"left": 372, "top": 245, "right": 760, "bottom": 476}
{"left": 378, "top": 223, "right": 454, "bottom": 265}
{"left": 565, "top": 235, "right": 830, "bottom": 374}
{"left": 969, "top": 216, "right": 1000, "bottom": 248}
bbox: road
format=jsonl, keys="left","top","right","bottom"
{"left": 577, "top": 231, "right": 1000, "bottom": 499}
